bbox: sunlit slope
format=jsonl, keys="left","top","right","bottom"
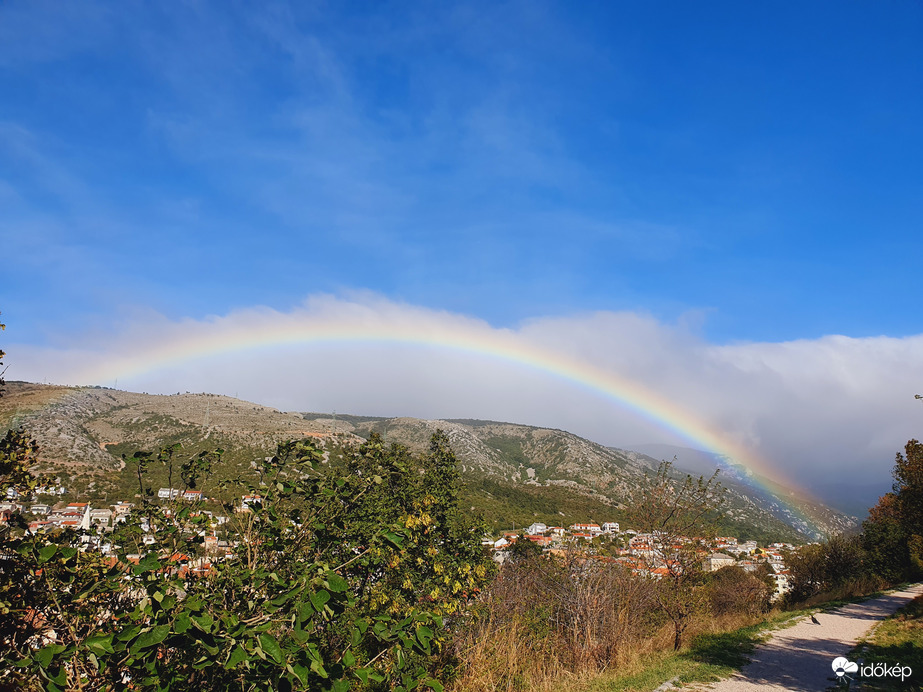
{"left": 1, "top": 382, "right": 857, "bottom": 540}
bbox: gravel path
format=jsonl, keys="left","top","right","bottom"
{"left": 695, "top": 584, "right": 923, "bottom": 691}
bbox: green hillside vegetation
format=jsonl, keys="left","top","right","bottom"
{"left": 459, "top": 476, "right": 622, "bottom": 532}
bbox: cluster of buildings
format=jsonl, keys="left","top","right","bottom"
{"left": 486, "top": 521, "right": 620, "bottom": 551}
{"left": 3, "top": 490, "right": 796, "bottom": 599}
{"left": 0, "top": 487, "right": 268, "bottom": 536}
{"left": 0, "top": 490, "right": 248, "bottom": 567}
{"left": 485, "top": 521, "right": 795, "bottom": 598}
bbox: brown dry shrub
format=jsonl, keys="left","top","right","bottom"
{"left": 450, "top": 550, "right": 660, "bottom": 690}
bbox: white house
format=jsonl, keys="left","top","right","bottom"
{"left": 64, "top": 503, "right": 92, "bottom": 531}
{"left": 89, "top": 508, "right": 112, "bottom": 528}
{"left": 704, "top": 553, "right": 736, "bottom": 572}
{"left": 571, "top": 523, "right": 602, "bottom": 535}
{"left": 526, "top": 522, "right": 547, "bottom": 535}
{"left": 602, "top": 522, "right": 620, "bottom": 534}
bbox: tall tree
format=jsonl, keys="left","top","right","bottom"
{"left": 861, "top": 435, "right": 923, "bottom": 583}
{"left": 862, "top": 492, "right": 911, "bottom": 582}
{"left": 889, "top": 439, "right": 923, "bottom": 573}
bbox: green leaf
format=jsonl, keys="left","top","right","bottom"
{"left": 116, "top": 625, "right": 141, "bottom": 642}
{"left": 291, "top": 663, "right": 309, "bottom": 686}
{"left": 416, "top": 625, "right": 434, "bottom": 650}
{"left": 383, "top": 531, "right": 404, "bottom": 548}
{"left": 424, "top": 679, "right": 445, "bottom": 692}
{"left": 173, "top": 612, "right": 192, "bottom": 634}
{"left": 133, "top": 624, "right": 169, "bottom": 649}
{"left": 270, "top": 586, "right": 301, "bottom": 607}
{"left": 310, "top": 657, "right": 328, "bottom": 678}
{"left": 309, "top": 589, "right": 330, "bottom": 612}
{"left": 224, "top": 645, "right": 249, "bottom": 669}
{"left": 326, "top": 571, "right": 348, "bottom": 593}
{"left": 258, "top": 633, "right": 284, "bottom": 664}
{"left": 84, "top": 634, "right": 115, "bottom": 655}
{"left": 133, "top": 553, "right": 161, "bottom": 574}
{"left": 38, "top": 544, "right": 57, "bottom": 564}
{"left": 342, "top": 650, "right": 356, "bottom": 667}
{"left": 35, "top": 645, "right": 55, "bottom": 669}
{"left": 192, "top": 612, "right": 214, "bottom": 632}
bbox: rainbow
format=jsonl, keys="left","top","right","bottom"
{"left": 70, "top": 306, "right": 823, "bottom": 533}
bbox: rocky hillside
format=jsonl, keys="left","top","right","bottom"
{"left": 316, "top": 414, "right": 858, "bottom": 540}
{"left": 1, "top": 382, "right": 858, "bottom": 540}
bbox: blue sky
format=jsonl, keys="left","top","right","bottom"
{"left": 3, "top": 1, "right": 921, "bottom": 342}
{"left": 3, "top": 2, "right": 923, "bottom": 501}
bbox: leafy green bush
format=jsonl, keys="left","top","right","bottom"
{"left": 1, "top": 432, "right": 493, "bottom": 691}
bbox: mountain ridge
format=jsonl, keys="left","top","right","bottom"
{"left": 1, "top": 382, "right": 859, "bottom": 540}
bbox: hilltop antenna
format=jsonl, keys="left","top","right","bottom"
{"left": 332, "top": 410, "right": 337, "bottom": 435}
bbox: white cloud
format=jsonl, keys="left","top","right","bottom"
{"left": 10, "top": 294, "right": 923, "bottom": 496}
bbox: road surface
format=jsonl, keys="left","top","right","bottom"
{"left": 697, "top": 584, "right": 923, "bottom": 691}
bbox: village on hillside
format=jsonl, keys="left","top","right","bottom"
{"left": 1, "top": 486, "right": 798, "bottom": 600}
{"left": 484, "top": 521, "right": 794, "bottom": 599}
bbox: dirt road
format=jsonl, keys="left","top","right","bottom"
{"left": 698, "top": 584, "right": 923, "bottom": 691}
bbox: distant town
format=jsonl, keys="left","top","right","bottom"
{"left": 2, "top": 486, "right": 797, "bottom": 600}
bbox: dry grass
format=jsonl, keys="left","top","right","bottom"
{"left": 448, "top": 608, "right": 769, "bottom": 692}
{"left": 792, "top": 575, "right": 889, "bottom": 610}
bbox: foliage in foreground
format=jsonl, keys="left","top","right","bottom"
{"left": 0, "top": 429, "right": 494, "bottom": 691}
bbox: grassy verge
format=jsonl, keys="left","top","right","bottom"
{"left": 838, "top": 594, "right": 923, "bottom": 691}
{"left": 575, "top": 611, "right": 792, "bottom": 692}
